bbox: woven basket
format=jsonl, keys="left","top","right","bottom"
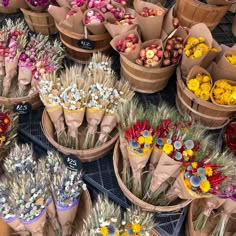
{"left": 113, "top": 140, "right": 192, "bottom": 212}
{"left": 186, "top": 199, "right": 236, "bottom": 236}
{"left": 120, "top": 55, "right": 176, "bottom": 94}
{"left": 176, "top": 67, "right": 233, "bottom": 129}
{"left": 21, "top": 8, "right": 57, "bottom": 35}
{"left": 56, "top": 23, "right": 112, "bottom": 64}
{"left": 174, "top": 0, "right": 230, "bottom": 31}
{"left": 42, "top": 109, "right": 119, "bottom": 162}
{"left": 0, "top": 6, "right": 19, "bottom": 13}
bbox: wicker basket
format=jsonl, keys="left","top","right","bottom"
{"left": 0, "top": 91, "right": 41, "bottom": 110}
{"left": 56, "top": 23, "right": 112, "bottom": 64}
{"left": 174, "top": 0, "right": 230, "bottom": 31}
{"left": 113, "top": 140, "right": 192, "bottom": 212}
{"left": 120, "top": 55, "right": 176, "bottom": 94}
{"left": 21, "top": 8, "right": 57, "bottom": 35}
{"left": 42, "top": 109, "right": 119, "bottom": 162}
{"left": 186, "top": 199, "right": 236, "bottom": 236}
{"left": 176, "top": 67, "right": 233, "bottom": 129}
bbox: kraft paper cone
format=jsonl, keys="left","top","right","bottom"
{"left": 128, "top": 147, "right": 151, "bottom": 196}
{"left": 133, "top": 0, "right": 167, "bottom": 41}
{"left": 120, "top": 135, "right": 129, "bottom": 183}
{"left": 48, "top": 5, "right": 70, "bottom": 23}
{"left": 83, "top": 9, "right": 106, "bottom": 35}
{"left": 166, "top": 172, "right": 211, "bottom": 203}
{"left": 18, "top": 66, "right": 32, "bottom": 94}
{"left": 97, "top": 114, "right": 117, "bottom": 145}
{"left": 46, "top": 105, "right": 66, "bottom": 138}
{"left": 180, "top": 23, "right": 213, "bottom": 78}
{"left": 7, "top": 0, "right": 28, "bottom": 8}
{"left": 56, "top": 199, "right": 79, "bottom": 236}
{"left": 110, "top": 28, "right": 142, "bottom": 62}
{"left": 104, "top": 9, "right": 137, "bottom": 38}
{"left": 187, "top": 65, "right": 212, "bottom": 83}
{"left": 211, "top": 62, "right": 236, "bottom": 82}
{"left": 56, "top": 0, "right": 70, "bottom": 8}
{"left": 22, "top": 208, "right": 47, "bottom": 236}
{"left": 148, "top": 152, "right": 182, "bottom": 194}
{"left": 4, "top": 216, "right": 29, "bottom": 235}
{"left": 200, "top": 40, "right": 221, "bottom": 69}
{"left": 47, "top": 198, "right": 61, "bottom": 233}
{"left": 149, "top": 146, "right": 163, "bottom": 170}
{"left": 233, "top": 15, "right": 236, "bottom": 37}
{"left": 64, "top": 108, "right": 85, "bottom": 138}
{"left": 60, "top": 8, "right": 84, "bottom": 34}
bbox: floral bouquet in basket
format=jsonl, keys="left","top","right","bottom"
{"left": 25, "top": 0, "right": 58, "bottom": 12}
{"left": 80, "top": 195, "right": 156, "bottom": 236}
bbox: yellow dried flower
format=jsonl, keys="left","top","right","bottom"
{"left": 187, "top": 79, "right": 200, "bottom": 92}
{"left": 200, "top": 180, "right": 211, "bottom": 193}
{"left": 200, "top": 82, "right": 211, "bottom": 92}
{"left": 202, "top": 75, "right": 211, "bottom": 83}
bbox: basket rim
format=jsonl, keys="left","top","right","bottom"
{"left": 113, "top": 140, "right": 192, "bottom": 212}
{"left": 20, "top": 7, "right": 51, "bottom": 16}
{"left": 41, "top": 109, "right": 119, "bottom": 159}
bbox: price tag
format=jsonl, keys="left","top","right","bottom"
{"left": 13, "top": 102, "right": 32, "bottom": 114}
{"left": 78, "top": 39, "right": 95, "bottom": 50}
{"left": 64, "top": 155, "right": 81, "bottom": 171}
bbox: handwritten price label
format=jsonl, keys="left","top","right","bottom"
{"left": 64, "top": 155, "right": 81, "bottom": 171}
{"left": 13, "top": 102, "right": 32, "bottom": 114}
{"left": 78, "top": 39, "right": 95, "bottom": 50}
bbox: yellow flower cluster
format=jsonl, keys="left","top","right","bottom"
{"left": 184, "top": 36, "right": 209, "bottom": 59}
{"left": 213, "top": 80, "right": 236, "bottom": 105}
{"left": 187, "top": 73, "right": 211, "bottom": 100}
{"left": 163, "top": 143, "right": 173, "bottom": 155}
{"left": 200, "top": 180, "right": 211, "bottom": 193}
{"left": 137, "top": 135, "right": 153, "bottom": 154}
{"left": 226, "top": 54, "right": 236, "bottom": 66}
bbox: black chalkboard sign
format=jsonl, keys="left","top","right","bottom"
{"left": 64, "top": 155, "right": 80, "bottom": 171}
{"left": 13, "top": 102, "right": 32, "bottom": 114}
{"left": 78, "top": 39, "right": 95, "bottom": 50}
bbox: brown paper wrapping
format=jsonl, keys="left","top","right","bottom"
{"left": 56, "top": 0, "right": 71, "bottom": 8}
{"left": 148, "top": 152, "right": 182, "bottom": 194}
{"left": 128, "top": 147, "right": 151, "bottom": 196}
{"left": 45, "top": 105, "right": 66, "bottom": 138}
{"left": 0, "top": 55, "right": 5, "bottom": 76}
{"left": 47, "top": 198, "right": 61, "bottom": 232}
{"left": 206, "top": 0, "right": 236, "bottom": 5}
{"left": 48, "top": 5, "right": 70, "bottom": 23}
{"left": 211, "top": 62, "right": 236, "bottom": 82}
{"left": 56, "top": 201, "right": 79, "bottom": 236}
{"left": 22, "top": 209, "right": 47, "bottom": 236}
{"left": 97, "top": 114, "right": 117, "bottom": 144}
{"left": 110, "top": 28, "right": 142, "bottom": 62}
{"left": 119, "top": 135, "right": 129, "bottom": 183}
{"left": 59, "top": 8, "right": 84, "bottom": 34}
{"left": 187, "top": 65, "right": 212, "bottom": 83}
{"left": 2, "top": 58, "right": 18, "bottom": 96}
{"left": 5, "top": 217, "right": 29, "bottom": 235}
{"left": 166, "top": 172, "right": 211, "bottom": 202}
{"left": 149, "top": 146, "right": 163, "bottom": 170}
{"left": 6, "top": 0, "right": 28, "bottom": 8}
{"left": 18, "top": 66, "right": 32, "bottom": 94}
{"left": 104, "top": 8, "right": 137, "bottom": 37}
{"left": 64, "top": 108, "right": 85, "bottom": 138}
{"left": 200, "top": 39, "right": 221, "bottom": 69}
{"left": 180, "top": 23, "right": 213, "bottom": 78}
{"left": 83, "top": 8, "right": 106, "bottom": 35}
{"left": 133, "top": 0, "right": 167, "bottom": 41}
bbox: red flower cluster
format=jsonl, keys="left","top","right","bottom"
{"left": 0, "top": 112, "right": 10, "bottom": 147}
{"left": 225, "top": 120, "right": 236, "bottom": 155}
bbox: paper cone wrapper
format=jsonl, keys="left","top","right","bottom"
{"left": 200, "top": 39, "right": 222, "bottom": 69}
{"left": 3, "top": 58, "right": 18, "bottom": 90}
{"left": 22, "top": 208, "right": 47, "bottom": 236}
{"left": 64, "top": 108, "right": 85, "bottom": 138}
{"left": 180, "top": 23, "right": 213, "bottom": 78}
{"left": 48, "top": 5, "right": 70, "bottom": 23}
{"left": 4, "top": 216, "right": 28, "bottom": 234}
{"left": 83, "top": 9, "right": 106, "bottom": 35}
{"left": 56, "top": 0, "right": 71, "bottom": 8}
{"left": 110, "top": 28, "right": 142, "bottom": 62}
{"left": 18, "top": 66, "right": 32, "bottom": 92}
{"left": 187, "top": 65, "right": 212, "bottom": 84}
{"left": 133, "top": 0, "right": 167, "bottom": 41}
{"left": 8, "top": 0, "right": 28, "bottom": 8}
{"left": 46, "top": 105, "right": 66, "bottom": 136}
{"left": 201, "top": 197, "right": 226, "bottom": 218}
{"left": 86, "top": 108, "right": 105, "bottom": 133}
{"left": 60, "top": 8, "right": 84, "bottom": 34}
{"left": 149, "top": 152, "right": 182, "bottom": 193}
{"left": 47, "top": 197, "right": 61, "bottom": 232}
{"left": 56, "top": 199, "right": 79, "bottom": 236}
{"left": 221, "top": 199, "right": 236, "bottom": 215}
{"left": 217, "top": 49, "right": 236, "bottom": 76}
{"left": 97, "top": 114, "right": 117, "bottom": 144}
{"left": 166, "top": 172, "right": 211, "bottom": 202}
{"left": 104, "top": 8, "right": 137, "bottom": 37}
{"left": 25, "top": 2, "right": 47, "bottom": 12}
{"left": 128, "top": 147, "right": 151, "bottom": 181}
{"left": 149, "top": 146, "right": 163, "bottom": 169}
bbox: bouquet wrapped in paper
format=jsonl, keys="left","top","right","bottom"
{"left": 60, "top": 66, "right": 87, "bottom": 149}
{"left": 45, "top": 151, "right": 86, "bottom": 236}
{"left": 83, "top": 69, "right": 114, "bottom": 149}
{"left": 80, "top": 195, "right": 155, "bottom": 236}
{"left": 0, "top": 29, "right": 8, "bottom": 77}
{"left": 38, "top": 72, "right": 67, "bottom": 145}
{"left": 25, "top": 0, "right": 52, "bottom": 12}
{"left": 95, "top": 79, "right": 134, "bottom": 146}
